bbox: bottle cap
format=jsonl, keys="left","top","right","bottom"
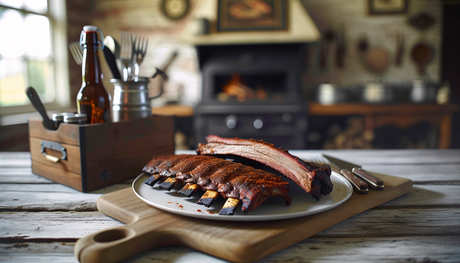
{"left": 80, "top": 26, "right": 104, "bottom": 49}
{"left": 83, "top": 25, "right": 98, "bottom": 32}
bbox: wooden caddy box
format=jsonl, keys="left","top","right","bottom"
{"left": 29, "top": 115, "right": 175, "bottom": 192}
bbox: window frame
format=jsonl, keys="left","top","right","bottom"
{"left": 0, "top": 0, "right": 70, "bottom": 116}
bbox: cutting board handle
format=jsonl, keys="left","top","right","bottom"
{"left": 74, "top": 218, "right": 179, "bottom": 263}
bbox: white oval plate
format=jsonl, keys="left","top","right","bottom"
{"left": 133, "top": 171, "right": 352, "bottom": 221}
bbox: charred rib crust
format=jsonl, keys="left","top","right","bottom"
{"left": 143, "top": 154, "right": 291, "bottom": 213}
{"left": 159, "top": 177, "right": 178, "bottom": 191}
{"left": 143, "top": 174, "right": 162, "bottom": 186}
{"left": 197, "top": 198, "right": 215, "bottom": 207}
{"left": 196, "top": 135, "right": 333, "bottom": 200}
{"left": 178, "top": 183, "right": 199, "bottom": 197}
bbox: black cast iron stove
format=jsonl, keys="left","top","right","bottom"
{"left": 194, "top": 43, "right": 308, "bottom": 149}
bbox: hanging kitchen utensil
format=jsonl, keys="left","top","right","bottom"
{"left": 335, "top": 24, "right": 346, "bottom": 69}
{"left": 319, "top": 28, "right": 335, "bottom": 70}
{"left": 409, "top": 12, "right": 436, "bottom": 31}
{"left": 364, "top": 46, "right": 390, "bottom": 74}
{"left": 319, "top": 39, "right": 327, "bottom": 69}
{"left": 411, "top": 41, "right": 433, "bottom": 76}
{"left": 395, "top": 30, "right": 404, "bottom": 66}
{"left": 357, "top": 32, "right": 369, "bottom": 54}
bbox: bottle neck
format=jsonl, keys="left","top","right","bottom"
{"left": 81, "top": 31, "right": 103, "bottom": 85}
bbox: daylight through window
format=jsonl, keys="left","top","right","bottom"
{"left": 0, "top": 0, "right": 54, "bottom": 108}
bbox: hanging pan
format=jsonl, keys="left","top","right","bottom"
{"left": 411, "top": 41, "right": 434, "bottom": 76}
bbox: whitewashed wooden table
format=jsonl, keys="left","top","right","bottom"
{"left": 1, "top": 149, "right": 459, "bottom": 262}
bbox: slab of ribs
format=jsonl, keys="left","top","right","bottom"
{"left": 142, "top": 135, "right": 333, "bottom": 215}
{"left": 197, "top": 135, "right": 334, "bottom": 200}
{"left": 143, "top": 154, "right": 291, "bottom": 214}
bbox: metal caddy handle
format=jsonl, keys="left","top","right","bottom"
{"left": 41, "top": 141, "right": 67, "bottom": 163}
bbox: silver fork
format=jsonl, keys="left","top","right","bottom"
{"left": 120, "top": 32, "right": 134, "bottom": 81}
{"left": 69, "top": 41, "right": 82, "bottom": 65}
{"left": 132, "top": 35, "right": 148, "bottom": 80}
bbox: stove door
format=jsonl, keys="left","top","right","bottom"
{"left": 194, "top": 106, "right": 307, "bottom": 149}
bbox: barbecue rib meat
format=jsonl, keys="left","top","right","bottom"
{"left": 196, "top": 135, "right": 333, "bottom": 200}
{"left": 142, "top": 154, "right": 291, "bottom": 213}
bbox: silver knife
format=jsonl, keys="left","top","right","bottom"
{"left": 323, "top": 154, "right": 384, "bottom": 191}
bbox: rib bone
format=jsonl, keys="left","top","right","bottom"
{"left": 197, "top": 190, "right": 220, "bottom": 207}
{"left": 178, "top": 183, "right": 199, "bottom": 197}
{"left": 219, "top": 198, "right": 240, "bottom": 215}
{"left": 143, "top": 173, "right": 162, "bottom": 186}
{"left": 159, "top": 177, "right": 178, "bottom": 191}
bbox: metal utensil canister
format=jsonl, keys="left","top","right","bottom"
{"left": 111, "top": 77, "right": 163, "bottom": 122}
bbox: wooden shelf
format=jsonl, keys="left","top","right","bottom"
{"left": 309, "top": 103, "right": 459, "bottom": 116}
{"left": 151, "top": 105, "right": 194, "bottom": 117}
{"left": 308, "top": 103, "right": 459, "bottom": 149}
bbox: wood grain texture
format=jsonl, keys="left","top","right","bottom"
{"left": 2, "top": 150, "right": 460, "bottom": 262}
{"left": 28, "top": 116, "right": 175, "bottom": 192}
{"left": 30, "top": 137, "right": 82, "bottom": 174}
{"left": 2, "top": 207, "right": 459, "bottom": 243}
{"left": 28, "top": 120, "right": 80, "bottom": 146}
{"left": 3, "top": 237, "right": 460, "bottom": 263}
{"left": 31, "top": 161, "right": 83, "bottom": 191}
{"left": 74, "top": 173, "right": 412, "bottom": 263}
{"left": 1, "top": 184, "right": 459, "bottom": 212}
{"left": 308, "top": 103, "right": 459, "bottom": 116}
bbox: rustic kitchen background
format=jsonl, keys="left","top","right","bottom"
{"left": 1, "top": 0, "right": 459, "bottom": 151}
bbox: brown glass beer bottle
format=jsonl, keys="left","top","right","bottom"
{"left": 77, "top": 25, "right": 111, "bottom": 123}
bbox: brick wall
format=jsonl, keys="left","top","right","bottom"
{"left": 301, "top": 0, "right": 442, "bottom": 96}
{"left": 66, "top": 0, "right": 93, "bottom": 108}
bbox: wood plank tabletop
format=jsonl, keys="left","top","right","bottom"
{"left": 1, "top": 149, "right": 459, "bottom": 263}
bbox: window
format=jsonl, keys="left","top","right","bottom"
{"left": 0, "top": 0, "right": 69, "bottom": 116}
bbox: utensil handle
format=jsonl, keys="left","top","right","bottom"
{"left": 75, "top": 219, "right": 176, "bottom": 263}
{"left": 340, "top": 169, "right": 368, "bottom": 194}
{"left": 25, "top": 87, "right": 56, "bottom": 130}
{"left": 103, "top": 46, "right": 122, "bottom": 79}
{"left": 352, "top": 167, "right": 384, "bottom": 190}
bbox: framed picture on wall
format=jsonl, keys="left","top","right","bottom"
{"left": 217, "top": 0, "right": 288, "bottom": 32}
{"left": 368, "top": 0, "right": 408, "bottom": 15}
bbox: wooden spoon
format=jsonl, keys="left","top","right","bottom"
{"left": 411, "top": 41, "right": 433, "bottom": 76}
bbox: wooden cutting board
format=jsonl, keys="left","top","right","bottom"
{"left": 75, "top": 173, "right": 412, "bottom": 263}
